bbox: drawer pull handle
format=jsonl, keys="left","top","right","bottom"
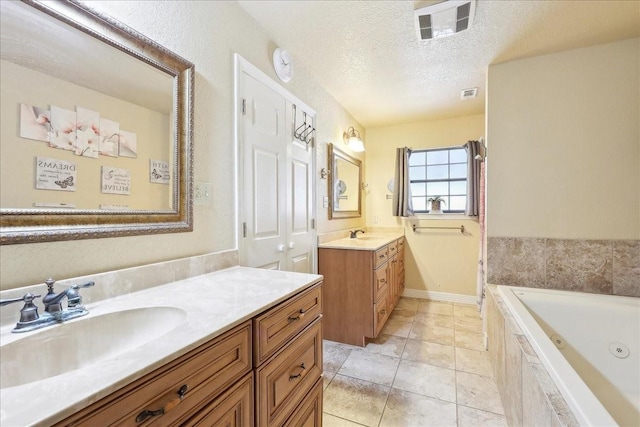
{"left": 380, "top": 279, "right": 386, "bottom": 283}
{"left": 379, "top": 254, "right": 385, "bottom": 259}
{"left": 289, "top": 363, "right": 306, "bottom": 381}
{"left": 288, "top": 308, "right": 307, "bottom": 322}
{"left": 135, "top": 384, "right": 189, "bottom": 423}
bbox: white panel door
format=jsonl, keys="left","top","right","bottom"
{"left": 286, "top": 102, "right": 314, "bottom": 273}
{"left": 242, "top": 73, "right": 287, "bottom": 270}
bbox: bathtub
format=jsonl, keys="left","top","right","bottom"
{"left": 497, "top": 286, "right": 640, "bottom": 427}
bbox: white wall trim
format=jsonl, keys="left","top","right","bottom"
{"left": 402, "top": 288, "right": 477, "bottom": 305}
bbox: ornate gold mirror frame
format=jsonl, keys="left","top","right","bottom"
{"left": 0, "top": 0, "right": 194, "bottom": 244}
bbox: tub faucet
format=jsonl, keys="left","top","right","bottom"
{"left": 350, "top": 229, "right": 365, "bottom": 238}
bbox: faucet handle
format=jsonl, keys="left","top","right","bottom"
{"left": 67, "top": 281, "right": 95, "bottom": 308}
{"left": 0, "top": 293, "right": 42, "bottom": 323}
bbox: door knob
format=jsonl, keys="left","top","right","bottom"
{"left": 278, "top": 244, "right": 285, "bottom": 252}
{"left": 288, "top": 242, "right": 295, "bottom": 249}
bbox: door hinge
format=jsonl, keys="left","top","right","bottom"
{"left": 242, "top": 222, "right": 247, "bottom": 238}
{"left": 311, "top": 219, "right": 315, "bottom": 230}
{"left": 242, "top": 99, "right": 246, "bottom": 116}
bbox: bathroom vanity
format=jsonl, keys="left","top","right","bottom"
{"left": 318, "top": 234, "right": 405, "bottom": 347}
{"left": 0, "top": 266, "right": 323, "bottom": 427}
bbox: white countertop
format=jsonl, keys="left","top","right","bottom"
{"left": 0, "top": 266, "right": 322, "bottom": 427}
{"left": 318, "top": 233, "right": 403, "bottom": 251}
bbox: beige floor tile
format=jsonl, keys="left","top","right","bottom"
{"left": 393, "top": 359, "right": 456, "bottom": 402}
{"left": 455, "top": 347, "right": 493, "bottom": 377}
{"left": 324, "top": 340, "right": 355, "bottom": 372}
{"left": 388, "top": 308, "right": 416, "bottom": 323}
{"left": 454, "top": 330, "right": 485, "bottom": 351}
{"left": 339, "top": 348, "right": 400, "bottom": 386}
{"left": 401, "top": 338, "right": 455, "bottom": 369}
{"left": 414, "top": 311, "right": 454, "bottom": 328}
{"left": 417, "top": 300, "right": 453, "bottom": 315}
{"left": 323, "top": 374, "right": 389, "bottom": 427}
{"left": 456, "top": 371, "right": 505, "bottom": 415}
{"left": 409, "top": 322, "right": 455, "bottom": 346}
{"left": 379, "top": 388, "right": 457, "bottom": 427}
{"left": 454, "top": 303, "right": 480, "bottom": 319}
{"left": 395, "top": 297, "right": 420, "bottom": 312}
{"left": 322, "top": 413, "right": 367, "bottom": 426}
{"left": 454, "top": 315, "right": 483, "bottom": 332}
{"left": 457, "top": 405, "right": 508, "bottom": 427}
{"left": 380, "top": 318, "right": 412, "bottom": 338}
{"left": 363, "top": 334, "right": 407, "bottom": 358}
{"left": 323, "top": 371, "right": 336, "bottom": 390}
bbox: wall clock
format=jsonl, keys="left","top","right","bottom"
{"left": 273, "top": 48, "right": 293, "bottom": 82}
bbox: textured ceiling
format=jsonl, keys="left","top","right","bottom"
{"left": 238, "top": 0, "right": 640, "bottom": 127}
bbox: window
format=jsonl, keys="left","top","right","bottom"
{"left": 409, "top": 147, "right": 467, "bottom": 213}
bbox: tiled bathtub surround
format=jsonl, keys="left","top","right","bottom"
{"left": 0, "top": 250, "right": 238, "bottom": 328}
{"left": 487, "top": 237, "right": 639, "bottom": 297}
{"left": 486, "top": 286, "right": 579, "bottom": 427}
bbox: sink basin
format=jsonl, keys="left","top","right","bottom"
{"left": 0, "top": 306, "right": 186, "bottom": 389}
{"left": 357, "top": 236, "right": 384, "bottom": 241}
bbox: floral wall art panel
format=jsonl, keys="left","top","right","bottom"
{"left": 99, "top": 117, "right": 119, "bottom": 157}
{"left": 75, "top": 107, "right": 99, "bottom": 158}
{"left": 101, "top": 166, "right": 131, "bottom": 195}
{"left": 35, "top": 156, "right": 76, "bottom": 192}
{"left": 19, "top": 103, "right": 50, "bottom": 143}
{"left": 49, "top": 105, "right": 77, "bottom": 151}
{"left": 118, "top": 130, "right": 137, "bottom": 158}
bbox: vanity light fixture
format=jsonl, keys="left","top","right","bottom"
{"left": 343, "top": 126, "right": 365, "bottom": 152}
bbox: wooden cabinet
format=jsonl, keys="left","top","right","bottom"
{"left": 55, "top": 283, "right": 323, "bottom": 427}
{"left": 253, "top": 283, "right": 323, "bottom": 427}
{"left": 319, "top": 237, "right": 405, "bottom": 347}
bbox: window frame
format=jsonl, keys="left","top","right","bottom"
{"left": 409, "top": 146, "right": 468, "bottom": 214}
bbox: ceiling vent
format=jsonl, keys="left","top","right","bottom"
{"left": 415, "top": 0, "right": 476, "bottom": 40}
{"left": 461, "top": 87, "right": 478, "bottom": 99}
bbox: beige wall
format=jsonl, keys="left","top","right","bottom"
{"left": 365, "top": 115, "right": 485, "bottom": 296}
{"left": 0, "top": 1, "right": 363, "bottom": 289}
{"left": 0, "top": 60, "right": 171, "bottom": 210}
{"left": 487, "top": 37, "right": 640, "bottom": 240}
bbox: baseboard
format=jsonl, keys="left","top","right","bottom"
{"left": 402, "top": 288, "right": 477, "bottom": 305}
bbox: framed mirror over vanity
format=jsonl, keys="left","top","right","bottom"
{"left": 0, "top": 0, "right": 194, "bottom": 244}
{"left": 328, "top": 143, "right": 362, "bottom": 219}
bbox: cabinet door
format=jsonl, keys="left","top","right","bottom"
{"left": 373, "top": 291, "right": 389, "bottom": 337}
{"left": 182, "top": 373, "right": 254, "bottom": 427}
{"left": 373, "top": 263, "right": 389, "bottom": 302}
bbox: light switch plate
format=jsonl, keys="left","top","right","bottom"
{"left": 195, "top": 182, "right": 213, "bottom": 205}
{"left": 323, "top": 196, "right": 329, "bottom": 208}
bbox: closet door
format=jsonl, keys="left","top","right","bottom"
{"left": 241, "top": 73, "right": 287, "bottom": 270}
{"left": 237, "top": 56, "right": 316, "bottom": 273}
{"left": 285, "top": 101, "right": 315, "bottom": 273}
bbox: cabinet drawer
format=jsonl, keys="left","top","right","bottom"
{"left": 282, "top": 378, "right": 323, "bottom": 427}
{"left": 373, "top": 292, "right": 389, "bottom": 337}
{"left": 374, "top": 246, "right": 389, "bottom": 269}
{"left": 387, "top": 240, "right": 398, "bottom": 257}
{"left": 181, "top": 372, "right": 253, "bottom": 427}
{"left": 59, "top": 321, "right": 252, "bottom": 427}
{"left": 253, "top": 283, "right": 322, "bottom": 366}
{"left": 397, "top": 237, "right": 405, "bottom": 252}
{"left": 373, "top": 264, "right": 389, "bottom": 302}
{"left": 256, "top": 318, "right": 323, "bottom": 427}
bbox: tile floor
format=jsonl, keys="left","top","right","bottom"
{"left": 322, "top": 297, "right": 507, "bottom": 427}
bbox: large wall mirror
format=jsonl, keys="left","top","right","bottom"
{"left": 0, "top": 0, "right": 194, "bottom": 244}
{"left": 328, "top": 143, "right": 362, "bottom": 219}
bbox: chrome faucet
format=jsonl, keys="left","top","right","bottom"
{"left": 350, "top": 229, "right": 365, "bottom": 238}
{"left": 2, "top": 278, "right": 95, "bottom": 333}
